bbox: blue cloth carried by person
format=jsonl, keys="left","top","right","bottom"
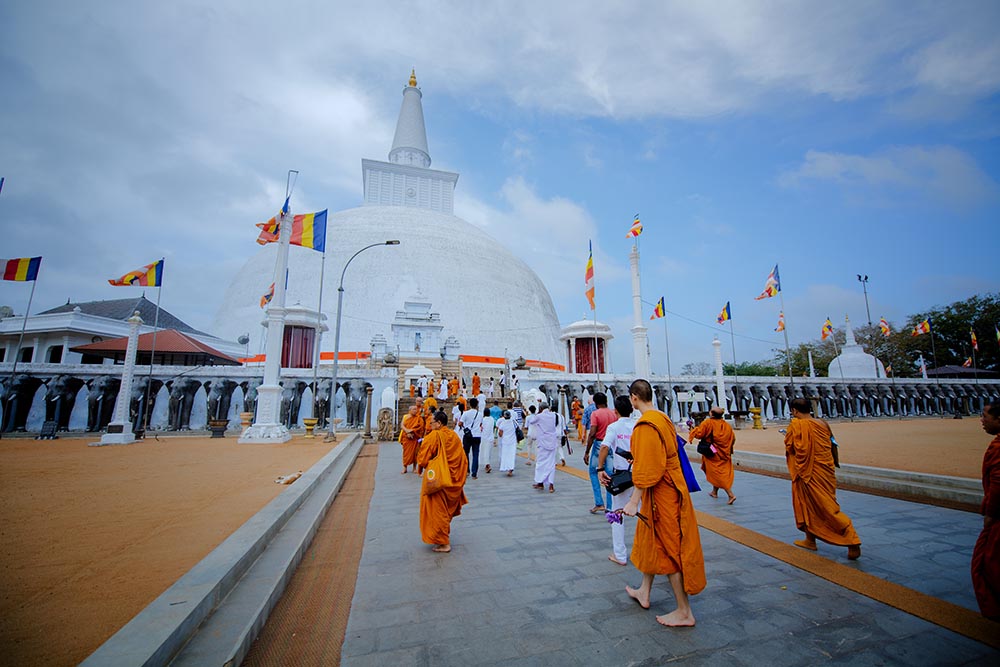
{"left": 676, "top": 435, "right": 702, "bottom": 493}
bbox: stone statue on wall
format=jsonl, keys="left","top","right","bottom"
{"left": 167, "top": 378, "right": 198, "bottom": 431}
{"left": 346, "top": 383, "right": 366, "bottom": 428}
{"left": 279, "top": 382, "right": 304, "bottom": 429}
{"left": 206, "top": 379, "right": 236, "bottom": 423}
{"left": 313, "top": 379, "right": 332, "bottom": 428}
{"left": 87, "top": 376, "right": 120, "bottom": 432}
{"left": 45, "top": 374, "right": 82, "bottom": 431}
{"left": 2, "top": 374, "right": 33, "bottom": 432}
{"left": 242, "top": 379, "right": 262, "bottom": 418}
{"left": 377, "top": 407, "right": 394, "bottom": 441}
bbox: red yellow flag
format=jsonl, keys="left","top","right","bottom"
{"left": 962, "top": 357, "right": 973, "bottom": 368}
{"left": 971, "top": 328, "right": 978, "bottom": 351}
{"left": 1, "top": 257, "right": 41, "bottom": 282}
{"left": 649, "top": 296, "right": 665, "bottom": 320}
{"left": 879, "top": 317, "right": 891, "bottom": 337}
{"left": 911, "top": 319, "right": 931, "bottom": 336}
{"left": 754, "top": 264, "right": 780, "bottom": 300}
{"left": 626, "top": 215, "right": 642, "bottom": 239}
{"left": 584, "top": 241, "right": 595, "bottom": 310}
{"left": 260, "top": 283, "right": 275, "bottom": 309}
{"left": 774, "top": 311, "right": 785, "bottom": 332}
{"left": 109, "top": 259, "right": 163, "bottom": 287}
{"left": 821, "top": 318, "right": 834, "bottom": 341}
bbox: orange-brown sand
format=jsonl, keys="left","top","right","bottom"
{"left": 0, "top": 434, "right": 337, "bottom": 667}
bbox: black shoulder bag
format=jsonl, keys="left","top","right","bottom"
{"left": 696, "top": 431, "right": 716, "bottom": 458}
{"left": 607, "top": 447, "right": 634, "bottom": 496}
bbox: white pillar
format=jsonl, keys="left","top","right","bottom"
{"left": 569, "top": 338, "right": 576, "bottom": 373}
{"left": 94, "top": 311, "right": 143, "bottom": 446}
{"left": 629, "top": 245, "right": 650, "bottom": 378}
{"left": 713, "top": 336, "right": 726, "bottom": 414}
{"left": 241, "top": 205, "right": 293, "bottom": 443}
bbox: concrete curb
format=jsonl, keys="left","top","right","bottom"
{"left": 81, "top": 435, "right": 363, "bottom": 667}
{"left": 716, "top": 450, "right": 983, "bottom": 506}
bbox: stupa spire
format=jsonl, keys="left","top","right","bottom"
{"left": 389, "top": 69, "right": 431, "bottom": 168}
{"left": 844, "top": 315, "right": 858, "bottom": 347}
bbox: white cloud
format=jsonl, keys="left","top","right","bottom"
{"left": 778, "top": 146, "right": 998, "bottom": 206}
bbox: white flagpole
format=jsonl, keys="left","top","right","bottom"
{"left": 140, "top": 276, "right": 163, "bottom": 435}
{"left": 312, "top": 247, "right": 328, "bottom": 423}
{"left": 2, "top": 277, "right": 37, "bottom": 438}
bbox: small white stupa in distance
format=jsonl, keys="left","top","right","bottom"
{"left": 827, "top": 316, "right": 886, "bottom": 379}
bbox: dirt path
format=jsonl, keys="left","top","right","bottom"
{"left": 0, "top": 435, "right": 337, "bottom": 667}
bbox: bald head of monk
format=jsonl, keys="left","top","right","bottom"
{"left": 789, "top": 397, "right": 811, "bottom": 417}
{"left": 710, "top": 407, "right": 725, "bottom": 419}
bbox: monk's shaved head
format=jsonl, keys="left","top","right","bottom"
{"left": 629, "top": 379, "right": 653, "bottom": 403}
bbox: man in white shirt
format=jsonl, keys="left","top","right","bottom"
{"left": 597, "top": 395, "right": 638, "bottom": 566}
{"left": 459, "top": 397, "right": 484, "bottom": 479}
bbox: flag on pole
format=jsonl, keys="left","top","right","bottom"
{"left": 626, "top": 214, "right": 642, "bottom": 239}
{"left": 649, "top": 296, "right": 665, "bottom": 320}
{"left": 584, "top": 241, "right": 595, "bottom": 310}
{"left": 885, "top": 363, "right": 892, "bottom": 376}
{"left": 255, "top": 216, "right": 280, "bottom": 245}
{"left": 1, "top": 257, "right": 41, "bottom": 281}
{"left": 971, "top": 328, "right": 978, "bottom": 351}
{"left": 879, "top": 317, "right": 891, "bottom": 337}
{"left": 911, "top": 319, "right": 931, "bottom": 336}
{"left": 754, "top": 264, "right": 781, "bottom": 300}
{"left": 963, "top": 357, "right": 973, "bottom": 368}
{"left": 821, "top": 318, "right": 834, "bottom": 341}
{"left": 288, "top": 210, "right": 327, "bottom": 252}
{"left": 108, "top": 259, "right": 163, "bottom": 287}
{"left": 717, "top": 302, "right": 731, "bottom": 325}
{"left": 774, "top": 311, "right": 785, "bottom": 332}
{"left": 260, "top": 282, "right": 275, "bottom": 308}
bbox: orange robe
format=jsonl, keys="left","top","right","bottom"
{"left": 409, "top": 384, "right": 415, "bottom": 398}
{"left": 689, "top": 417, "right": 735, "bottom": 490}
{"left": 972, "top": 435, "right": 1000, "bottom": 619}
{"left": 417, "top": 428, "right": 469, "bottom": 545}
{"left": 784, "top": 417, "right": 860, "bottom": 547}
{"left": 472, "top": 375, "right": 481, "bottom": 396}
{"left": 428, "top": 380, "right": 436, "bottom": 396}
{"left": 630, "top": 410, "right": 706, "bottom": 595}
{"left": 448, "top": 378, "right": 459, "bottom": 397}
{"left": 399, "top": 413, "right": 425, "bottom": 468}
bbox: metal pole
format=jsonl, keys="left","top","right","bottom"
{"left": 778, "top": 291, "right": 795, "bottom": 387}
{"left": 2, "top": 278, "right": 37, "bottom": 438}
{"left": 312, "top": 249, "right": 328, "bottom": 422}
{"left": 140, "top": 281, "right": 163, "bottom": 435}
{"left": 858, "top": 275, "right": 879, "bottom": 378}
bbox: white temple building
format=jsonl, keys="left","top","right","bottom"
{"left": 212, "top": 71, "right": 563, "bottom": 366}
{"left": 827, "top": 316, "right": 886, "bottom": 379}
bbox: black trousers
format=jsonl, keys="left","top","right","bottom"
{"left": 464, "top": 436, "right": 481, "bottom": 476}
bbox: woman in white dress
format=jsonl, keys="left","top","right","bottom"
{"left": 479, "top": 409, "right": 496, "bottom": 473}
{"left": 496, "top": 410, "right": 517, "bottom": 477}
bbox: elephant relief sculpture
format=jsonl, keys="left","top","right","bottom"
{"left": 87, "top": 376, "right": 120, "bottom": 432}
{"left": 346, "top": 383, "right": 367, "bottom": 429}
{"left": 167, "top": 379, "right": 199, "bottom": 431}
{"left": 206, "top": 379, "right": 237, "bottom": 425}
{"left": 128, "top": 377, "right": 158, "bottom": 432}
{"left": 242, "top": 379, "right": 262, "bottom": 419}
{"left": 279, "top": 382, "right": 305, "bottom": 429}
{"left": 45, "top": 374, "right": 83, "bottom": 431}
{"left": 2, "top": 374, "right": 35, "bottom": 432}
{"left": 313, "top": 379, "right": 332, "bottom": 429}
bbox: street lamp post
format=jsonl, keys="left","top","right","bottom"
{"left": 857, "top": 274, "right": 880, "bottom": 379}
{"left": 325, "top": 240, "right": 400, "bottom": 440}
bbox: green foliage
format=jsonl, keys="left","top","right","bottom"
{"left": 723, "top": 361, "right": 779, "bottom": 376}
{"left": 680, "top": 361, "right": 712, "bottom": 376}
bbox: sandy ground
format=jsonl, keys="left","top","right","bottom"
{"left": 0, "top": 416, "right": 991, "bottom": 666}
{"left": 0, "top": 434, "right": 338, "bottom": 667}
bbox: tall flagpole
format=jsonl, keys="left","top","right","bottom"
{"left": 2, "top": 277, "right": 37, "bottom": 439}
{"left": 727, "top": 318, "right": 739, "bottom": 386}
{"left": 312, "top": 248, "right": 328, "bottom": 424}
{"left": 778, "top": 290, "right": 795, "bottom": 387}
{"left": 140, "top": 275, "right": 163, "bottom": 435}
{"left": 928, "top": 322, "right": 943, "bottom": 417}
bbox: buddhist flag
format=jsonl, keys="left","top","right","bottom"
{"left": 754, "top": 264, "right": 781, "bottom": 300}
{"left": 717, "top": 302, "right": 731, "bottom": 325}
{"left": 260, "top": 282, "right": 274, "bottom": 308}
{"left": 885, "top": 363, "right": 893, "bottom": 376}
{"left": 911, "top": 319, "right": 931, "bottom": 336}
{"left": 1, "top": 257, "right": 41, "bottom": 282}
{"left": 255, "top": 216, "right": 280, "bottom": 245}
{"left": 774, "top": 311, "right": 785, "bottom": 332}
{"left": 971, "top": 328, "right": 978, "bottom": 351}
{"left": 108, "top": 259, "right": 163, "bottom": 287}
{"left": 821, "top": 318, "right": 834, "bottom": 341}
{"left": 879, "top": 317, "right": 891, "bottom": 337}
{"left": 289, "top": 210, "right": 327, "bottom": 252}
{"left": 626, "top": 214, "right": 642, "bottom": 239}
{"left": 584, "top": 241, "right": 595, "bottom": 310}
{"left": 649, "top": 296, "right": 665, "bottom": 320}
{"left": 963, "top": 357, "right": 973, "bottom": 368}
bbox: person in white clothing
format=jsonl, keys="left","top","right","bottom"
{"left": 487, "top": 378, "right": 495, "bottom": 398}
{"left": 496, "top": 410, "right": 518, "bottom": 476}
{"left": 558, "top": 410, "right": 572, "bottom": 466}
{"left": 524, "top": 405, "right": 539, "bottom": 466}
{"left": 479, "top": 409, "right": 496, "bottom": 473}
{"left": 532, "top": 403, "right": 561, "bottom": 493}
{"left": 597, "top": 395, "right": 638, "bottom": 566}
{"left": 438, "top": 379, "right": 449, "bottom": 401}
{"left": 459, "top": 397, "right": 484, "bottom": 478}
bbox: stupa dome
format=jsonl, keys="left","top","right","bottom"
{"left": 212, "top": 205, "right": 563, "bottom": 363}
{"left": 827, "top": 316, "right": 886, "bottom": 379}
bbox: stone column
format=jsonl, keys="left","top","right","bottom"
{"left": 62, "top": 334, "right": 72, "bottom": 364}
{"left": 364, "top": 385, "right": 374, "bottom": 440}
{"left": 95, "top": 311, "right": 142, "bottom": 446}
{"left": 569, "top": 339, "right": 576, "bottom": 373}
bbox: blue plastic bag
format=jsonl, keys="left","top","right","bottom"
{"left": 676, "top": 435, "right": 702, "bottom": 493}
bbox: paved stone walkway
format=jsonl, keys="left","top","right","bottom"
{"left": 340, "top": 443, "right": 997, "bottom": 666}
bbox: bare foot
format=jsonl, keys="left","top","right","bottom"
{"left": 727, "top": 495, "right": 737, "bottom": 505}
{"left": 625, "top": 585, "right": 650, "bottom": 609}
{"left": 656, "top": 609, "right": 696, "bottom": 627}
{"left": 794, "top": 539, "right": 818, "bottom": 551}
{"left": 847, "top": 545, "right": 861, "bottom": 560}
{"left": 432, "top": 545, "right": 452, "bottom": 553}
{"left": 608, "top": 554, "right": 627, "bottom": 566}
{"left": 401, "top": 469, "right": 408, "bottom": 474}
{"left": 549, "top": 484, "right": 555, "bottom": 493}
{"left": 708, "top": 492, "right": 718, "bottom": 499}
{"left": 532, "top": 483, "right": 544, "bottom": 489}
{"left": 506, "top": 471, "right": 513, "bottom": 477}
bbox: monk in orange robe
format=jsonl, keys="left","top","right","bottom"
{"left": 409, "top": 382, "right": 415, "bottom": 398}
{"left": 448, "top": 376, "right": 460, "bottom": 398}
{"left": 972, "top": 401, "right": 1000, "bottom": 619}
{"left": 622, "top": 379, "right": 705, "bottom": 627}
{"left": 471, "top": 373, "right": 481, "bottom": 396}
{"left": 423, "top": 397, "right": 438, "bottom": 434}
{"left": 688, "top": 406, "right": 736, "bottom": 504}
{"left": 399, "top": 404, "right": 425, "bottom": 474}
{"left": 417, "top": 410, "right": 469, "bottom": 552}
{"left": 427, "top": 379, "right": 436, "bottom": 397}
{"left": 784, "top": 397, "right": 861, "bottom": 559}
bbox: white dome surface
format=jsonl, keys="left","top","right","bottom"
{"left": 213, "top": 206, "right": 563, "bottom": 363}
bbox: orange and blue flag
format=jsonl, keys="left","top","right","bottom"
{"left": 649, "top": 296, "right": 665, "bottom": 320}
{"left": 1, "top": 257, "right": 41, "bottom": 282}
{"left": 584, "top": 241, "right": 595, "bottom": 310}
{"left": 911, "top": 319, "right": 931, "bottom": 336}
{"left": 821, "top": 318, "right": 834, "bottom": 341}
{"left": 754, "top": 264, "right": 781, "bottom": 300}
{"left": 971, "top": 328, "right": 978, "bottom": 351}
{"left": 289, "top": 209, "right": 327, "bottom": 252}
{"left": 626, "top": 215, "right": 642, "bottom": 239}
{"left": 879, "top": 317, "right": 891, "bottom": 337}
{"left": 717, "top": 302, "right": 731, "bottom": 325}
{"left": 260, "top": 282, "right": 275, "bottom": 309}
{"left": 775, "top": 311, "right": 785, "bottom": 332}
{"left": 108, "top": 259, "right": 163, "bottom": 287}
{"left": 963, "top": 357, "right": 973, "bottom": 368}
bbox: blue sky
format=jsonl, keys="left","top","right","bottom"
{"left": 1, "top": 1, "right": 998, "bottom": 373}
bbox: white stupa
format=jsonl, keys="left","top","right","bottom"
{"left": 213, "top": 71, "right": 563, "bottom": 364}
{"left": 827, "top": 316, "right": 886, "bottom": 379}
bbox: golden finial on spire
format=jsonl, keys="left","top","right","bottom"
{"left": 409, "top": 69, "right": 417, "bottom": 87}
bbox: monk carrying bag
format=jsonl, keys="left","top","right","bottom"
{"left": 696, "top": 432, "right": 717, "bottom": 458}
{"left": 422, "top": 437, "right": 453, "bottom": 495}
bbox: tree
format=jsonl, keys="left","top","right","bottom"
{"left": 900, "top": 293, "right": 999, "bottom": 372}
{"left": 680, "top": 361, "right": 712, "bottom": 376}
{"left": 723, "top": 361, "right": 779, "bottom": 376}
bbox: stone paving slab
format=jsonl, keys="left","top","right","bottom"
{"left": 340, "top": 443, "right": 997, "bottom": 666}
